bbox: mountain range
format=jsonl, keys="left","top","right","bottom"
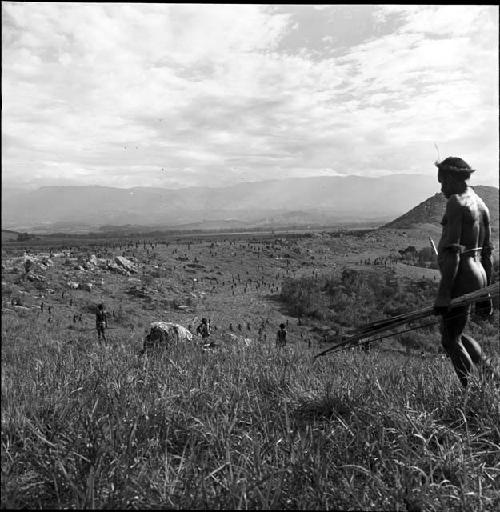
{"left": 2, "top": 174, "right": 441, "bottom": 233}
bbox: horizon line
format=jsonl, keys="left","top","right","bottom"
{"left": 2, "top": 172, "right": 474, "bottom": 194}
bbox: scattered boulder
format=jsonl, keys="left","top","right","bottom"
{"left": 141, "top": 322, "right": 193, "bottom": 353}
{"left": 78, "top": 282, "right": 93, "bottom": 292}
{"left": 114, "top": 256, "right": 137, "bottom": 274}
{"left": 27, "top": 273, "right": 46, "bottom": 282}
{"left": 107, "top": 262, "right": 128, "bottom": 275}
{"left": 97, "top": 258, "right": 108, "bottom": 268}
{"left": 223, "top": 333, "right": 252, "bottom": 347}
{"left": 127, "top": 286, "right": 147, "bottom": 298}
{"left": 67, "top": 281, "right": 79, "bottom": 289}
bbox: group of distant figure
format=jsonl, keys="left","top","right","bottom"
{"left": 92, "top": 304, "right": 289, "bottom": 349}
{"left": 196, "top": 317, "right": 288, "bottom": 348}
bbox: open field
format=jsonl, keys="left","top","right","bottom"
{"left": 2, "top": 228, "right": 499, "bottom": 509}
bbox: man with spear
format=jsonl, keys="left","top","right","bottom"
{"left": 316, "top": 157, "right": 498, "bottom": 387}
{"left": 433, "top": 157, "right": 496, "bottom": 387}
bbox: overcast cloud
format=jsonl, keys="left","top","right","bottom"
{"left": 2, "top": 4, "right": 498, "bottom": 190}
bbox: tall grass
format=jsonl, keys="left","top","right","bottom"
{"left": 2, "top": 313, "right": 499, "bottom": 509}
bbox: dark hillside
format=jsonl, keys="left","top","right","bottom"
{"left": 1, "top": 230, "right": 19, "bottom": 242}
{"left": 383, "top": 186, "right": 499, "bottom": 234}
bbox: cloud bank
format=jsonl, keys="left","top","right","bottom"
{"left": 2, "top": 4, "right": 498, "bottom": 189}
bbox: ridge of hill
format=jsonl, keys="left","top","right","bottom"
{"left": 1, "top": 229, "right": 19, "bottom": 242}
{"left": 382, "top": 186, "right": 499, "bottom": 234}
{"left": 2, "top": 174, "right": 438, "bottom": 232}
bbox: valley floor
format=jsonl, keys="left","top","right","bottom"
{"left": 2, "top": 229, "right": 499, "bottom": 509}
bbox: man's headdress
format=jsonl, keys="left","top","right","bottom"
{"left": 434, "top": 156, "right": 475, "bottom": 175}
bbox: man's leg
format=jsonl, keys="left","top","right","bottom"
{"left": 441, "top": 307, "right": 472, "bottom": 387}
{"left": 461, "top": 333, "right": 500, "bottom": 381}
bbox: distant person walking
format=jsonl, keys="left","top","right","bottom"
{"left": 433, "top": 157, "right": 498, "bottom": 387}
{"left": 96, "top": 303, "right": 108, "bottom": 342}
{"left": 276, "top": 323, "right": 287, "bottom": 348}
{"left": 196, "top": 317, "right": 210, "bottom": 340}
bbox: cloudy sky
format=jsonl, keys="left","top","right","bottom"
{"left": 2, "top": 3, "right": 498, "bottom": 190}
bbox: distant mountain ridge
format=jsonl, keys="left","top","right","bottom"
{"left": 2, "top": 174, "right": 441, "bottom": 232}
{"left": 383, "top": 186, "right": 499, "bottom": 234}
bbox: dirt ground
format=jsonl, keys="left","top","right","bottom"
{"left": 2, "top": 227, "right": 450, "bottom": 352}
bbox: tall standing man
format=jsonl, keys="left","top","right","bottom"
{"left": 196, "top": 317, "right": 210, "bottom": 340}
{"left": 433, "top": 157, "right": 498, "bottom": 387}
{"left": 276, "top": 323, "right": 287, "bottom": 348}
{"left": 96, "top": 303, "right": 108, "bottom": 343}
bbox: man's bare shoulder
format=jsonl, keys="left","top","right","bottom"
{"left": 472, "top": 190, "right": 490, "bottom": 215}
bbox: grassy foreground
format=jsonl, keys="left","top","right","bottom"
{"left": 2, "top": 314, "right": 500, "bottom": 510}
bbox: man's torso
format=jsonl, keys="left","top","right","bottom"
{"left": 438, "top": 189, "right": 487, "bottom": 255}
{"left": 96, "top": 310, "right": 107, "bottom": 324}
{"left": 438, "top": 187, "right": 488, "bottom": 295}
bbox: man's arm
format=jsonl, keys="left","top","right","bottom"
{"left": 435, "top": 196, "right": 462, "bottom": 309}
{"left": 481, "top": 206, "right": 494, "bottom": 286}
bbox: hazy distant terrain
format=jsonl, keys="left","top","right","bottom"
{"left": 2, "top": 174, "right": 439, "bottom": 233}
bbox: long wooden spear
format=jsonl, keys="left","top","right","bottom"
{"left": 314, "top": 282, "right": 498, "bottom": 359}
